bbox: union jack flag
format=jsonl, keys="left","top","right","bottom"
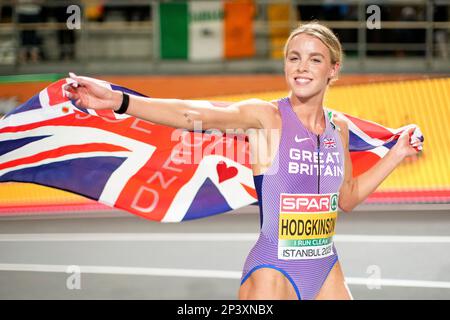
{"left": 323, "top": 138, "right": 336, "bottom": 149}
{"left": 0, "top": 78, "right": 424, "bottom": 221}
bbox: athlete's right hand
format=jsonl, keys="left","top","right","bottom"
{"left": 63, "top": 72, "right": 122, "bottom": 111}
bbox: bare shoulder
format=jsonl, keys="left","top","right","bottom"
{"left": 332, "top": 113, "right": 349, "bottom": 148}
{"left": 237, "top": 98, "right": 277, "bottom": 111}
{"left": 333, "top": 115, "right": 349, "bottom": 131}
{"left": 236, "top": 98, "right": 279, "bottom": 129}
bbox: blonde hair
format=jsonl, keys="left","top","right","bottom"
{"left": 284, "top": 21, "right": 343, "bottom": 67}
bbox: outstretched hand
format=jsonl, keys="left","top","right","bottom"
{"left": 64, "top": 72, "right": 122, "bottom": 110}
{"left": 392, "top": 126, "right": 423, "bottom": 159}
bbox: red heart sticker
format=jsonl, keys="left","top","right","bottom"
{"left": 216, "top": 161, "right": 238, "bottom": 183}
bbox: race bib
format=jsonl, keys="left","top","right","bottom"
{"left": 278, "top": 193, "right": 338, "bottom": 260}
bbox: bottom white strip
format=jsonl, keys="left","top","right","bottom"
{"left": 0, "top": 264, "right": 449, "bottom": 289}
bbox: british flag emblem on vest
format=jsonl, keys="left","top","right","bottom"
{"left": 323, "top": 138, "right": 336, "bottom": 149}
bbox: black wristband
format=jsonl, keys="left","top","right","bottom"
{"left": 114, "top": 92, "right": 129, "bottom": 114}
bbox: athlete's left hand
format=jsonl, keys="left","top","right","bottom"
{"left": 392, "top": 127, "right": 423, "bottom": 159}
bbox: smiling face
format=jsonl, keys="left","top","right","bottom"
{"left": 284, "top": 33, "right": 340, "bottom": 102}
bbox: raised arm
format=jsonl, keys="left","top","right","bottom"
{"left": 334, "top": 115, "right": 423, "bottom": 212}
{"left": 64, "top": 73, "right": 274, "bottom": 131}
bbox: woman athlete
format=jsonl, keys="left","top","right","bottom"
{"left": 64, "top": 22, "right": 423, "bottom": 300}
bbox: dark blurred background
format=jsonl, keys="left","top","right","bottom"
{"left": 0, "top": 0, "right": 448, "bottom": 74}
